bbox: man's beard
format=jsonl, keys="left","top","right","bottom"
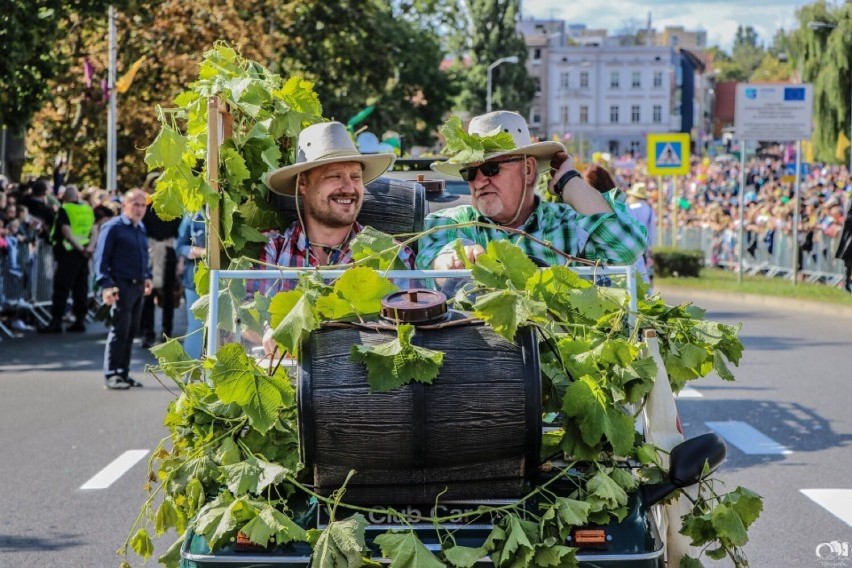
{"left": 308, "top": 193, "right": 361, "bottom": 228}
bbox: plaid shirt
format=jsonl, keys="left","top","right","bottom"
{"left": 416, "top": 191, "right": 648, "bottom": 269}
{"left": 257, "top": 221, "right": 416, "bottom": 292}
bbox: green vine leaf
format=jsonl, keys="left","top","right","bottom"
{"left": 679, "top": 556, "right": 703, "bottom": 568}
{"left": 241, "top": 504, "right": 307, "bottom": 547}
{"left": 209, "top": 343, "right": 293, "bottom": 433}
{"left": 157, "top": 535, "right": 185, "bottom": 568}
{"left": 130, "top": 528, "right": 154, "bottom": 560}
{"left": 351, "top": 226, "right": 406, "bottom": 270}
{"left": 145, "top": 124, "right": 188, "bottom": 170}
{"left": 473, "top": 289, "right": 547, "bottom": 342}
{"left": 532, "top": 541, "right": 577, "bottom": 567}
{"left": 315, "top": 267, "right": 398, "bottom": 320}
{"left": 351, "top": 324, "right": 444, "bottom": 392}
{"left": 374, "top": 530, "right": 446, "bottom": 568}
{"left": 562, "top": 377, "right": 636, "bottom": 456}
{"left": 221, "top": 456, "right": 290, "bottom": 495}
{"left": 586, "top": 469, "right": 629, "bottom": 511}
{"left": 490, "top": 514, "right": 538, "bottom": 568}
{"left": 194, "top": 494, "right": 257, "bottom": 551}
{"left": 269, "top": 290, "right": 319, "bottom": 357}
{"left": 309, "top": 513, "right": 368, "bottom": 568}
{"left": 471, "top": 240, "right": 538, "bottom": 290}
{"left": 443, "top": 545, "right": 487, "bottom": 568}
{"left": 439, "top": 115, "right": 516, "bottom": 165}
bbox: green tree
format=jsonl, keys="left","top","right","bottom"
{"left": 456, "top": 0, "right": 534, "bottom": 116}
{"left": 714, "top": 26, "right": 766, "bottom": 82}
{"left": 750, "top": 53, "right": 792, "bottom": 82}
{"left": 276, "top": 0, "right": 456, "bottom": 149}
{"left": 789, "top": 0, "right": 851, "bottom": 164}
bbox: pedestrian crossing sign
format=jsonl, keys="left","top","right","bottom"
{"left": 647, "top": 133, "right": 690, "bottom": 176}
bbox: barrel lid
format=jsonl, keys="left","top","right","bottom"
{"left": 380, "top": 289, "right": 448, "bottom": 324}
{"left": 413, "top": 174, "right": 445, "bottom": 195}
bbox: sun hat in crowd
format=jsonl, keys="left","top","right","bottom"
{"left": 431, "top": 111, "right": 564, "bottom": 178}
{"left": 266, "top": 122, "right": 396, "bottom": 196}
{"left": 626, "top": 182, "right": 649, "bottom": 200}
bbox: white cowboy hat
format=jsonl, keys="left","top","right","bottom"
{"left": 266, "top": 122, "right": 396, "bottom": 196}
{"left": 431, "top": 111, "right": 564, "bottom": 178}
{"left": 626, "top": 182, "right": 649, "bottom": 200}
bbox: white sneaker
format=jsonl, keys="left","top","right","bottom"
{"left": 12, "top": 319, "right": 34, "bottom": 331}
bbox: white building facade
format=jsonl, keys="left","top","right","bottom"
{"left": 528, "top": 43, "right": 680, "bottom": 158}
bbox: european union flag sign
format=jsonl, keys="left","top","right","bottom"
{"left": 784, "top": 87, "right": 806, "bottom": 101}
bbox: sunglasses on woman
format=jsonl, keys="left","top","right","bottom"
{"left": 459, "top": 156, "right": 525, "bottom": 182}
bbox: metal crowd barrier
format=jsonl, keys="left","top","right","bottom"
{"left": 0, "top": 239, "right": 56, "bottom": 339}
{"left": 665, "top": 226, "right": 845, "bottom": 285}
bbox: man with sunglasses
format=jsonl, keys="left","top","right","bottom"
{"left": 416, "top": 111, "right": 647, "bottom": 270}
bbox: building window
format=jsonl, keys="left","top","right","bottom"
{"left": 560, "top": 105, "right": 569, "bottom": 126}
{"left": 580, "top": 71, "right": 589, "bottom": 88}
{"left": 653, "top": 105, "right": 662, "bottom": 123}
{"left": 530, "top": 107, "right": 541, "bottom": 125}
{"left": 610, "top": 105, "right": 619, "bottom": 123}
{"left": 579, "top": 105, "right": 589, "bottom": 124}
{"left": 560, "top": 72, "right": 570, "bottom": 90}
{"left": 653, "top": 71, "right": 663, "bottom": 88}
{"left": 533, "top": 48, "right": 542, "bottom": 61}
{"left": 610, "top": 71, "right": 620, "bottom": 89}
{"left": 630, "top": 140, "right": 641, "bottom": 156}
{"left": 632, "top": 71, "right": 641, "bottom": 88}
{"left": 533, "top": 77, "right": 542, "bottom": 94}
{"left": 631, "top": 105, "right": 640, "bottom": 123}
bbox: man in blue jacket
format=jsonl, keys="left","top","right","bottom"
{"left": 93, "top": 189, "right": 152, "bottom": 390}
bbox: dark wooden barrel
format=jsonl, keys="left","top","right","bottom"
{"left": 298, "top": 320, "right": 540, "bottom": 504}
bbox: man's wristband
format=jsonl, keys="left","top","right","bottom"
{"left": 552, "top": 169, "right": 582, "bottom": 199}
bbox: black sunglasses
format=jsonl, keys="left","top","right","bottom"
{"left": 459, "top": 156, "right": 525, "bottom": 182}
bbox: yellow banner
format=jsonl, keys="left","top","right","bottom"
{"left": 115, "top": 55, "right": 147, "bottom": 95}
{"left": 836, "top": 131, "right": 851, "bottom": 161}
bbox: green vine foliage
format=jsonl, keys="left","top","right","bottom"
{"left": 121, "top": 45, "right": 763, "bottom": 568}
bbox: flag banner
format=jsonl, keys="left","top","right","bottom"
{"left": 115, "top": 56, "right": 147, "bottom": 94}
{"left": 836, "top": 131, "right": 851, "bottom": 161}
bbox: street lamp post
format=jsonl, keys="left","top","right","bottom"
{"left": 486, "top": 56, "right": 519, "bottom": 113}
{"left": 808, "top": 20, "right": 851, "bottom": 173}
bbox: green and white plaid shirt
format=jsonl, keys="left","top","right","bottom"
{"left": 416, "top": 191, "right": 648, "bottom": 269}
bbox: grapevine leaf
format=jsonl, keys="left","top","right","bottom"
{"left": 155, "top": 498, "right": 186, "bottom": 536}
{"left": 242, "top": 504, "right": 307, "bottom": 547}
{"left": 554, "top": 497, "right": 591, "bottom": 527}
{"left": 222, "top": 456, "right": 289, "bottom": 495}
{"left": 679, "top": 556, "right": 704, "bottom": 568}
{"left": 635, "top": 443, "right": 661, "bottom": 466}
{"left": 491, "top": 515, "right": 537, "bottom": 568}
{"left": 532, "top": 543, "right": 576, "bottom": 567}
{"left": 310, "top": 513, "right": 368, "bottom": 568}
{"left": 586, "top": 469, "right": 629, "bottom": 510}
{"left": 710, "top": 503, "right": 748, "bottom": 547}
{"left": 374, "top": 530, "right": 446, "bottom": 568}
{"left": 130, "top": 528, "right": 154, "bottom": 560}
{"left": 337, "top": 266, "right": 399, "bottom": 314}
{"left": 269, "top": 290, "right": 319, "bottom": 357}
{"left": 195, "top": 495, "right": 257, "bottom": 550}
{"left": 157, "top": 535, "right": 185, "bottom": 568}
{"left": 725, "top": 487, "right": 763, "bottom": 528}
{"left": 209, "top": 344, "right": 289, "bottom": 433}
{"left": 561, "top": 377, "right": 635, "bottom": 455}
{"left": 526, "top": 265, "right": 591, "bottom": 316}
{"left": 443, "top": 545, "right": 486, "bottom": 568}
{"left": 470, "top": 240, "right": 537, "bottom": 289}
{"left": 145, "top": 125, "right": 188, "bottom": 169}
{"left": 221, "top": 144, "right": 252, "bottom": 190}
{"left": 566, "top": 286, "right": 626, "bottom": 321}
{"left": 713, "top": 350, "right": 735, "bottom": 381}
{"left": 439, "top": 115, "right": 516, "bottom": 165}
{"left": 350, "top": 324, "right": 444, "bottom": 392}
{"left": 351, "top": 226, "right": 406, "bottom": 270}
{"left": 474, "top": 289, "right": 547, "bottom": 341}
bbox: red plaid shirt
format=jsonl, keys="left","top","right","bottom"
{"left": 254, "top": 221, "right": 416, "bottom": 293}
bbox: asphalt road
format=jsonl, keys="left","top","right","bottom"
{"left": 1, "top": 291, "right": 851, "bottom": 567}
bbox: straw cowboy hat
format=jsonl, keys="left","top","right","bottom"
{"left": 265, "top": 122, "right": 396, "bottom": 196}
{"left": 627, "top": 182, "right": 649, "bottom": 200}
{"left": 431, "top": 111, "right": 564, "bottom": 177}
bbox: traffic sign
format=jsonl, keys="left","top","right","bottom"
{"left": 646, "top": 133, "right": 690, "bottom": 176}
{"left": 735, "top": 84, "right": 813, "bottom": 141}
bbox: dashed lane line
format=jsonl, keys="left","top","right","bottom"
{"left": 676, "top": 387, "right": 703, "bottom": 398}
{"left": 80, "top": 450, "right": 149, "bottom": 490}
{"left": 706, "top": 421, "right": 792, "bottom": 455}
{"left": 801, "top": 489, "right": 852, "bottom": 527}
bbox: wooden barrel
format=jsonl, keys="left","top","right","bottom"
{"left": 298, "top": 319, "right": 540, "bottom": 504}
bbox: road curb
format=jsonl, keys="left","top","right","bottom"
{"left": 655, "top": 285, "right": 852, "bottom": 319}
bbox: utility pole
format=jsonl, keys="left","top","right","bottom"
{"left": 106, "top": 5, "right": 117, "bottom": 192}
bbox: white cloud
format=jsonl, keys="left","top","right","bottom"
{"left": 521, "top": 0, "right": 806, "bottom": 52}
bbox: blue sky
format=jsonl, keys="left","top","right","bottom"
{"left": 521, "top": 0, "right": 812, "bottom": 52}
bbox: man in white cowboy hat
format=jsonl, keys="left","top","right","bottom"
{"left": 416, "top": 111, "right": 647, "bottom": 270}
{"left": 262, "top": 121, "right": 415, "bottom": 272}
{"left": 625, "top": 182, "right": 656, "bottom": 285}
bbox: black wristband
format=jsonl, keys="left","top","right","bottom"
{"left": 552, "top": 169, "right": 581, "bottom": 198}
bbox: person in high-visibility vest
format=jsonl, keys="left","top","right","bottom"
{"left": 38, "top": 185, "right": 95, "bottom": 333}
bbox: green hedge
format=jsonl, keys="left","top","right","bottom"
{"left": 651, "top": 247, "right": 704, "bottom": 277}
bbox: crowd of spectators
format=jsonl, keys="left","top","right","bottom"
{"left": 603, "top": 144, "right": 851, "bottom": 275}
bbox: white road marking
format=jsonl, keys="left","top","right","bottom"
{"left": 705, "top": 421, "right": 792, "bottom": 455}
{"left": 801, "top": 490, "right": 852, "bottom": 527}
{"left": 676, "top": 387, "right": 703, "bottom": 398}
{"left": 80, "top": 450, "right": 149, "bottom": 490}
